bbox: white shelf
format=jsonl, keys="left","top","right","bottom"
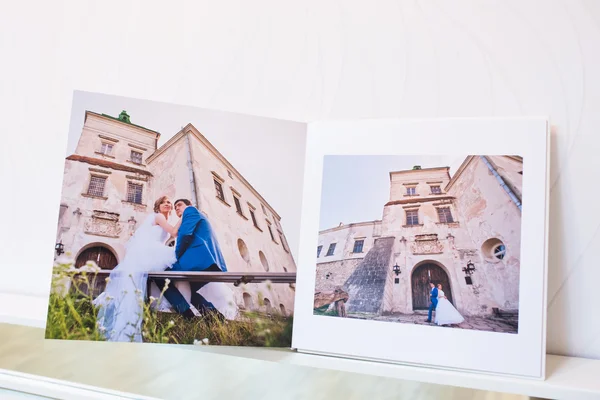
{"left": 2, "top": 292, "right": 600, "bottom": 400}
{"left": 196, "top": 346, "right": 600, "bottom": 400}
{"left": 0, "top": 369, "right": 159, "bottom": 400}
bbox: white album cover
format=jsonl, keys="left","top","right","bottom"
{"left": 292, "top": 117, "right": 549, "bottom": 379}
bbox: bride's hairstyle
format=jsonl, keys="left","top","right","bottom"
{"left": 153, "top": 195, "right": 171, "bottom": 214}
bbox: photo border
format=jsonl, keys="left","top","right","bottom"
{"left": 292, "top": 117, "right": 549, "bottom": 379}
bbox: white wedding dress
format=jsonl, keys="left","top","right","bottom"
{"left": 93, "top": 213, "right": 176, "bottom": 342}
{"left": 434, "top": 290, "right": 465, "bottom": 326}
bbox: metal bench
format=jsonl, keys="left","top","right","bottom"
{"left": 71, "top": 270, "right": 296, "bottom": 300}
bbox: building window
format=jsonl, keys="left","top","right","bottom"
{"left": 317, "top": 245, "right": 323, "bottom": 257}
{"left": 430, "top": 185, "right": 442, "bottom": 194}
{"left": 406, "top": 209, "right": 419, "bottom": 225}
{"left": 326, "top": 243, "right": 336, "bottom": 256}
{"left": 493, "top": 244, "right": 506, "bottom": 260}
{"left": 406, "top": 186, "right": 416, "bottom": 195}
{"left": 249, "top": 208, "right": 260, "bottom": 229}
{"left": 130, "top": 150, "right": 143, "bottom": 164}
{"left": 100, "top": 143, "right": 113, "bottom": 155}
{"left": 267, "top": 223, "right": 276, "bottom": 242}
{"left": 214, "top": 179, "right": 225, "bottom": 202}
{"left": 279, "top": 233, "right": 289, "bottom": 252}
{"left": 353, "top": 239, "right": 364, "bottom": 253}
{"left": 127, "top": 182, "right": 143, "bottom": 204}
{"left": 233, "top": 195, "right": 244, "bottom": 216}
{"left": 87, "top": 176, "right": 107, "bottom": 197}
{"left": 437, "top": 207, "right": 454, "bottom": 223}
{"left": 481, "top": 238, "right": 506, "bottom": 262}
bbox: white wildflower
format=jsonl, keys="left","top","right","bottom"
{"left": 169, "top": 320, "right": 175, "bottom": 326}
{"left": 202, "top": 338, "right": 209, "bottom": 345}
{"left": 105, "top": 277, "right": 111, "bottom": 283}
{"left": 193, "top": 339, "right": 201, "bottom": 346}
{"left": 149, "top": 296, "right": 156, "bottom": 303}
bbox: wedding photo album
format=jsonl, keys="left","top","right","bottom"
{"left": 45, "top": 91, "right": 549, "bottom": 380}
{"left": 46, "top": 91, "right": 307, "bottom": 347}
{"left": 292, "top": 118, "right": 549, "bottom": 380}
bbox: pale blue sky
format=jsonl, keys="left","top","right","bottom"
{"left": 318, "top": 155, "right": 467, "bottom": 231}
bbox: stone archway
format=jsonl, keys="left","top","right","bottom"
{"left": 75, "top": 244, "right": 118, "bottom": 270}
{"left": 411, "top": 262, "right": 453, "bottom": 310}
{"left": 74, "top": 244, "right": 119, "bottom": 297}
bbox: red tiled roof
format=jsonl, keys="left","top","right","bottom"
{"left": 66, "top": 155, "right": 153, "bottom": 176}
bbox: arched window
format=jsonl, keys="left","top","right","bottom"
{"left": 259, "top": 251, "right": 269, "bottom": 271}
{"left": 238, "top": 239, "right": 250, "bottom": 262}
{"left": 481, "top": 238, "right": 507, "bottom": 262}
{"left": 263, "top": 298, "right": 272, "bottom": 313}
{"left": 243, "top": 293, "right": 253, "bottom": 310}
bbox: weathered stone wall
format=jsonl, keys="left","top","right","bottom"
{"left": 314, "top": 258, "right": 363, "bottom": 292}
{"left": 317, "top": 221, "right": 380, "bottom": 264}
{"left": 188, "top": 130, "right": 297, "bottom": 315}
{"left": 389, "top": 167, "right": 450, "bottom": 203}
{"left": 449, "top": 156, "right": 522, "bottom": 311}
{"left": 344, "top": 237, "right": 395, "bottom": 314}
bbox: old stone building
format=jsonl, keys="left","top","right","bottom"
{"left": 55, "top": 110, "right": 296, "bottom": 316}
{"left": 315, "top": 156, "right": 523, "bottom": 320}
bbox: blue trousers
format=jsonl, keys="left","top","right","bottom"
{"left": 152, "top": 264, "right": 221, "bottom": 316}
{"left": 427, "top": 298, "right": 438, "bottom": 321}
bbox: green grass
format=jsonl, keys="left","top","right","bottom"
{"left": 45, "top": 255, "right": 293, "bottom": 347}
{"left": 313, "top": 304, "right": 339, "bottom": 317}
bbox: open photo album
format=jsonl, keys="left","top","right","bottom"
{"left": 46, "top": 91, "right": 549, "bottom": 380}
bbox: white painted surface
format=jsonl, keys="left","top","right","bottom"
{"left": 0, "top": 369, "right": 159, "bottom": 400}
{"left": 0, "top": 0, "right": 599, "bottom": 370}
{"left": 1, "top": 293, "right": 599, "bottom": 399}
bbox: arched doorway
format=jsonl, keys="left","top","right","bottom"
{"left": 411, "top": 262, "right": 453, "bottom": 310}
{"left": 75, "top": 246, "right": 118, "bottom": 270}
{"left": 74, "top": 245, "right": 118, "bottom": 297}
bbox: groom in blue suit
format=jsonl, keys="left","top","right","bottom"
{"left": 153, "top": 198, "right": 228, "bottom": 320}
{"left": 425, "top": 282, "right": 438, "bottom": 323}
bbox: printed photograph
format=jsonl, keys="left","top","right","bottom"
{"left": 313, "top": 155, "right": 523, "bottom": 334}
{"left": 46, "top": 91, "right": 306, "bottom": 346}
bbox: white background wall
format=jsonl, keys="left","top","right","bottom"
{"left": 1, "top": 0, "right": 599, "bottom": 360}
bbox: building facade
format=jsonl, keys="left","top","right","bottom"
{"left": 315, "top": 156, "right": 523, "bottom": 318}
{"left": 55, "top": 110, "right": 297, "bottom": 317}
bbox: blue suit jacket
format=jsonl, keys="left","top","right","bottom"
{"left": 171, "top": 206, "right": 228, "bottom": 272}
{"left": 430, "top": 287, "right": 438, "bottom": 306}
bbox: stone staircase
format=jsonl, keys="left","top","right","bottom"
{"left": 343, "top": 237, "right": 395, "bottom": 314}
{"left": 491, "top": 307, "right": 519, "bottom": 329}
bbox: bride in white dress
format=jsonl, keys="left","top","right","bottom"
{"left": 434, "top": 284, "right": 465, "bottom": 326}
{"left": 92, "top": 196, "right": 181, "bottom": 342}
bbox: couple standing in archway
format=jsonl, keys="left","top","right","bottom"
{"left": 425, "top": 281, "right": 464, "bottom": 326}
